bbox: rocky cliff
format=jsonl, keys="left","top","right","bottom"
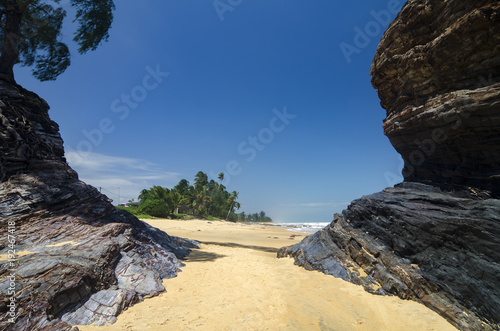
{"left": 0, "top": 80, "right": 197, "bottom": 329}
{"left": 372, "top": 0, "right": 500, "bottom": 195}
{"left": 279, "top": 1, "right": 500, "bottom": 330}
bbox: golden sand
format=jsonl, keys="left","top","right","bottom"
{"left": 77, "top": 219, "right": 457, "bottom": 331}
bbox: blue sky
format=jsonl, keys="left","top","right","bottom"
{"left": 15, "top": 0, "right": 406, "bottom": 223}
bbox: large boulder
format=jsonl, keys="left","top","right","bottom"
{"left": 279, "top": 182, "right": 500, "bottom": 330}
{"left": 0, "top": 80, "right": 197, "bottom": 330}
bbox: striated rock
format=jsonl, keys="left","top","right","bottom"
{"left": 0, "top": 80, "right": 198, "bottom": 330}
{"left": 60, "top": 290, "right": 137, "bottom": 326}
{"left": 279, "top": 182, "right": 500, "bottom": 330}
{"left": 280, "top": 1, "right": 500, "bottom": 330}
{"left": 371, "top": 0, "right": 500, "bottom": 195}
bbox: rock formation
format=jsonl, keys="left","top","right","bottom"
{"left": 279, "top": 1, "right": 500, "bottom": 330}
{"left": 372, "top": 0, "right": 500, "bottom": 195}
{"left": 0, "top": 80, "right": 197, "bottom": 330}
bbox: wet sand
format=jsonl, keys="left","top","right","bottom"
{"left": 78, "top": 219, "right": 456, "bottom": 331}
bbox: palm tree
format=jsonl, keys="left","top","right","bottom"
{"left": 192, "top": 185, "right": 212, "bottom": 217}
{"left": 217, "top": 172, "right": 224, "bottom": 185}
{"left": 138, "top": 188, "right": 152, "bottom": 202}
{"left": 259, "top": 211, "right": 266, "bottom": 222}
{"left": 169, "top": 190, "right": 185, "bottom": 214}
{"left": 150, "top": 186, "right": 174, "bottom": 213}
{"left": 174, "top": 179, "right": 190, "bottom": 196}
{"left": 225, "top": 191, "right": 240, "bottom": 221}
{"left": 194, "top": 171, "right": 208, "bottom": 191}
{"left": 182, "top": 187, "right": 195, "bottom": 215}
{"left": 207, "top": 180, "right": 218, "bottom": 195}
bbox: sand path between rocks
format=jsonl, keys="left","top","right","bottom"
{"left": 78, "top": 219, "right": 456, "bottom": 331}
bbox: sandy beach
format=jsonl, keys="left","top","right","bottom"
{"left": 77, "top": 219, "right": 456, "bottom": 331}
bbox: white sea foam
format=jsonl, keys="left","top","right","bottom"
{"left": 275, "top": 222, "right": 331, "bottom": 234}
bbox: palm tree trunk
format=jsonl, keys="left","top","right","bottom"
{"left": 225, "top": 202, "right": 234, "bottom": 221}
{"left": 0, "top": 0, "right": 22, "bottom": 82}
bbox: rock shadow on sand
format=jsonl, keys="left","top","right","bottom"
{"left": 202, "top": 241, "right": 278, "bottom": 254}
{"left": 185, "top": 249, "right": 226, "bottom": 262}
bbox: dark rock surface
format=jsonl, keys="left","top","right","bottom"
{"left": 371, "top": 0, "right": 500, "bottom": 195}
{"left": 0, "top": 80, "right": 197, "bottom": 330}
{"left": 279, "top": 182, "right": 500, "bottom": 330}
{"left": 279, "top": 1, "right": 500, "bottom": 330}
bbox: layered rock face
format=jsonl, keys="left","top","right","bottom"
{"left": 279, "top": 1, "right": 500, "bottom": 330}
{"left": 0, "top": 81, "right": 197, "bottom": 330}
{"left": 371, "top": 0, "right": 500, "bottom": 195}
{"left": 279, "top": 183, "right": 500, "bottom": 330}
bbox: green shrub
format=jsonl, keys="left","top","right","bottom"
{"left": 139, "top": 199, "right": 170, "bottom": 218}
{"left": 115, "top": 205, "right": 157, "bottom": 219}
{"left": 173, "top": 213, "right": 194, "bottom": 220}
{"left": 116, "top": 205, "right": 138, "bottom": 214}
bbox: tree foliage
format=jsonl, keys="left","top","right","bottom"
{"left": 139, "top": 198, "right": 169, "bottom": 218}
{"left": 237, "top": 211, "right": 272, "bottom": 223}
{"left": 0, "top": 0, "right": 115, "bottom": 81}
{"left": 135, "top": 171, "right": 272, "bottom": 222}
{"left": 136, "top": 171, "right": 243, "bottom": 221}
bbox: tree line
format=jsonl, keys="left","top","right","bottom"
{"left": 237, "top": 211, "right": 272, "bottom": 223}
{"left": 129, "top": 171, "right": 272, "bottom": 223}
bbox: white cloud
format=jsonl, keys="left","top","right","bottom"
{"left": 65, "top": 151, "right": 180, "bottom": 204}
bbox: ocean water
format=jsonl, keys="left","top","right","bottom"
{"left": 275, "top": 222, "right": 331, "bottom": 234}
